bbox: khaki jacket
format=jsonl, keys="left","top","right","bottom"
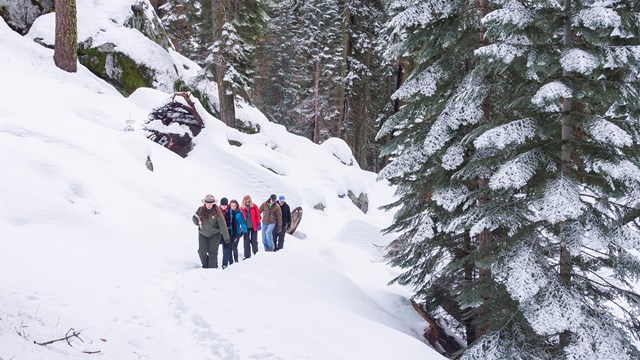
{"left": 259, "top": 201, "right": 282, "bottom": 229}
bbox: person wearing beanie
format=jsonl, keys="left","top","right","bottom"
{"left": 258, "top": 194, "right": 282, "bottom": 251}
{"left": 192, "top": 194, "right": 230, "bottom": 268}
{"left": 273, "top": 195, "right": 291, "bottom": 250}
{"left": 219, "top": 197, "right": 236, "bottom": 269}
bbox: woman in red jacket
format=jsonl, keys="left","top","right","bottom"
{"left": 240, "top": 195, "right": 261, "bottom": 259}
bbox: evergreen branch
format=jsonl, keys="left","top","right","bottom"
{"left": 579, "top": 193, "right": 640, "bottom": 224}
{"left": 580, "top": 245, "right": 609, "bottom": 258}
{"left": 573, "top": 273, "right": 638, "bottom": 320}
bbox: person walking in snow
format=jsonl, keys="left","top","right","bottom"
{"left": 219, "top": 197, "right": 237, "bottom": 269}
{"left": 229, "top": 199, "right": 247, "bottom": 263}
{"left": 192, "top": 194, "right": 230, "bottom": 269}
{"left": 273, "top": 195, "right": 291, "bottom": 251}
{"left": 259, "top": 194, "right": 282, "bottom": 251}
{"left": 240, "top": 195, "right": 261, "bottom": 259}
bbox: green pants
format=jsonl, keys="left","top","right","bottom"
{"left": 198, "top": 233, "right": 220, "bottom": 268}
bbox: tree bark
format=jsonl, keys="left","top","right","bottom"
{"left": 353, "top": 48, "right": 371, "bottom": 166}
{"left": 211, "top": 0, "right": 237, "bottom": 128}
{"left": 559, "top": 0, "right": 573, "bottom": 348}
{"left": 312, "top": 60, "right": 321, "bottom": 143}
{"left": 463, "top": 230, "right": 478, "bottom": 344}
{"left": 335, "top": 0, "right": 350, "bottom": 138}
{"left": 475, "top": 0, "right": 492, "bottom": 339}
{"left": 54, "top": 0, "right": 78, "bottom": 73}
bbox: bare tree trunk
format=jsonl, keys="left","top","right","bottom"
{"left": 380, "top": 60, "right": 408, "bottom": 168}
{"left": 559, "top": 0, "right": 573, "bottom": 348}
{"left": 335, "top": 0, "right": 350, "bottom": 138}
{"left": 463, "top": 230, "right": 478, "bottom": 344}
{"left": 54, "top": 0, "right": 77, "bottom": 73}
{"left": 475, "top": 0, "right": 492, "bottom": 339}
{"left": 214, "top": 64, "right": 237, "bottom": 128}
{"left": 150, "top": 0, "right": 167, "bottom": 12}
{"left": 312, "top": 60, "right": 321, "bottom": 143}
{"left": 211, "top": 0, "right": 236, "bottom": 128}
{"left": 353, "top": 48, "right": 371, "bottom": 165}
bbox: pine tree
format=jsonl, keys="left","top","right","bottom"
{"left": 209, "top": 0, "right": 266, "bottom": 127}
{"left": 160, "top": 0, "right": 213, "bottom": 63}
{"left": 253, "top": 0, "right": 300, "bottom": 129}
{"left": 288, "top": 0, "right": 344, "bottom": 142}
{"left": 54, "top": 0, "right": 77, "bottom": 72}
{"left": 381, "top": 0, "right": 640, "bottom": 358}
{"left": 464, "top": 0, "right": 640, "bottom": 358}
{"left": 378, "top": 0, "right": 506, "bottom": 347}
{"left": 341, "top": 0, "right": 388, "bottom": 170}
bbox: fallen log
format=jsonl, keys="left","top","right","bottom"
{"left": 411, "top": 299, "right": 464, "bottom": 357}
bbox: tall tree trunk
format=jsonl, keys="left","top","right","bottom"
{"left": 381, "top": 60, "right": 407, "bottom": 168}
{"left": 463, "top": 229, "right": 478, "bottom": 344}
{"left": 214, "top": 64, "right": 237, "bottom": 128}
{"left": 150, "top": 0, "right": 167, "bottom": 12}
{"left": 559, "top": 0, "right": 573, "bottom": 348}
{"left": 211, "top": 0, "right": 236, "bottom": 128}
{"left": 312, "top": 60, "right": 321, "bottom": 143}
{"left": 335, "top": 0, "right": 350, "bottom": 138}
{"left": 353, "top": 48, "right": 371, "bottom": 166}
{"left": 475, "top": 0, "right": 492, "bottom": 339}
{"left": 54, "top": 0, "right": 77, "bottom": 73}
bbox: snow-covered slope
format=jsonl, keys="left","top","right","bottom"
{"left": 0, "top": 8, "right": 444, "bottom": 360}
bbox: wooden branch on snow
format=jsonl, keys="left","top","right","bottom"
{"left": 34, "top": 328, "right": 100, "bottom": 354}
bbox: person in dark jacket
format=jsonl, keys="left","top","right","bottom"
{"left": 229, "top": 199, "right": 247, "bottom": 263}
{"left": 273, "top": 195, "right": 291, "bottom": 250}
{"left": 240, "top": 194, "right": 261, "bottom": 259}
{"left": 192, "top": 194, "right": 230, "bottom": 268}
{"left": 219, "top": 197, "right": 237, "bottom": 269}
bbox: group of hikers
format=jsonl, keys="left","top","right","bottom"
{"left": 192, "top": 193, "right": 292, "bottom": 269}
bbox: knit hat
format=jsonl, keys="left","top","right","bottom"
{"left": 202, "top": 194, "right": 216, "bottom": 204}
{"left": 270, "top": 194, "right": 277, "bottom": 201}
{"left": 220, "top": 197, "right": 229, "bottom": 206}
{"left": 278, "top": 195, "right": 285, "bottom": 201}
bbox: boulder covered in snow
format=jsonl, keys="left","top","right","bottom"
{"left": 0, "top": 0, "right": 53, "bottom": 35}
{"left": 125, "top": 0, "right": 172, "bottom": 49}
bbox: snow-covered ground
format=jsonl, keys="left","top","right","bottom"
{"left": 0, "top": 5, "right": 444, "bottom": 360}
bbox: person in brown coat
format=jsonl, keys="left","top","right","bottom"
{"left": 259, "top": 194, "right": 282, "bottom": 251}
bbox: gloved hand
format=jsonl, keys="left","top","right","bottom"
{"left": 257, "top": 223, "right": 262, "bottom": 231}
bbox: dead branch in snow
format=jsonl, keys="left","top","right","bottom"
{"left": 34, "top": 328, "right": 100, "bottom": 354}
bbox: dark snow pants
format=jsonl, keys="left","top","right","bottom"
{"left": 243, "top": 228, "right": 258, "bottom": 259}
{"left": 222, "top": 236, "right": 233, "bottom": 267}
{"left": 231, "top": 236, "right": 240, "bottom": 262}
{"left": 198, "top": 233, "right": 220, "bottom": 268}
{"left": 273, "top": 226, "right": 286, "bottom": 250}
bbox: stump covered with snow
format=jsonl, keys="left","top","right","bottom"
{"left": 145, "top": 93, "right": 204, "bottom": 157}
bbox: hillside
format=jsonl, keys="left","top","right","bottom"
{"left": 0, "top": 3, "right": 445, "bottom": 359}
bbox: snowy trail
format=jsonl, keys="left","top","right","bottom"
{"left": 144, "top": 269, "right": 244, "bottom": 360}
{"left": 140, "top": 245, "right": 431, "bottom": 360}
